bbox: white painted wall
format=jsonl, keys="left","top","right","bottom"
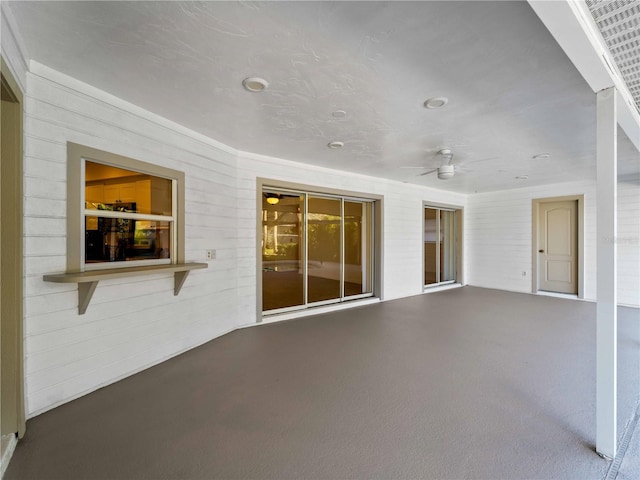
{"left": 617, "top": 176, "right": 640, "bottom": 307}
{"left": 466, "top": 181, "right": 595, "bottom": 297}
{"left": 23, "top": 62, "right": 240, "bottom": 416}
{"left": 22, "top": 61, "right": 467, "bottom": 417}
{"left": 466, "top": 179, "right": 640, "bottom": 307}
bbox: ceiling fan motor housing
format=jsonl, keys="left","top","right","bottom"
{"left": 437, "top": 164, "right": 455, "bottom": 179}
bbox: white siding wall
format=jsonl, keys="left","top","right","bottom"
{"left": 466, "top": 181, "right": 596, "bottom": 297}
{"left": 466, "top": 179, "right": 640, "bottom": 307}
{"left": 23, "top": 62, "right": 467, "bottom": 416}
{"left": 236, "top": 151, "right": 467, "bottom": 325}
{"left": 23, "top": 63, "right": 240, "bottom": 417}
{"left": 618, "top": 176, "right": 640, "bottom": 307}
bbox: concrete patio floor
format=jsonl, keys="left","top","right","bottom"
{"left": 5, "top": 287, "right": 640, "bottom": 479}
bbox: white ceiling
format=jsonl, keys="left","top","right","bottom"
{"left": 7, "top": 1, "right": 640, "bottom": 193}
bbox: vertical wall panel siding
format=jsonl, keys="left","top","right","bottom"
{"left": 23, "top": 69, "right": 240, "bottom": 417}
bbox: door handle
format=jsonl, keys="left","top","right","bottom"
{"left": 539, "top": 249, "right": 544, "bottom": 253}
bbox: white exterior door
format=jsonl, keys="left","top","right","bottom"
{"left": 539, "top": 200, "right": 578, "bottom": 294}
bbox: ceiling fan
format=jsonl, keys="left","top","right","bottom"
{"left": 418, "top": 149, "right": 457, "bottom": 179}
{"left": 400, "top": 149, "right": 459, "bottom": 180}
{"left": 401, "top": 150, "right": 501, "bottom": 180}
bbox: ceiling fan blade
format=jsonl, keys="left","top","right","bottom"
{"left": 418, "top": 169, "right": 438, "bottom": 176}
{"left": 462, "top": 156, "right": 500, "bottom": 165}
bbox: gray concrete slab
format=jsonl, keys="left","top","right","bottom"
{"left": 615, "top": 408, "right": 640, "bottom": 480}
{"left": 5, "top": 287, "right": 640, "bottom": 479}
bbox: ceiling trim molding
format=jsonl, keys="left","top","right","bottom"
{"left": 528, "top": 0, "right": 640, "bottom": 151}
{"left": 28, "top": 60, "right": 239, "bottom": 158}
{"left": 1, "top": 2, "right": 29, "bottom": 93}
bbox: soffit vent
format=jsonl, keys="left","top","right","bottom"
{"left": 586, "top": 0, "right": 640, "bottom": 112}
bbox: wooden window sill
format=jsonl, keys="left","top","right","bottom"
{"left": 43, "top": 262, "right": 208, "bottom": 315}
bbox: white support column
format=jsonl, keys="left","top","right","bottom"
{"left": 596, "top": 86, "right": 618, "bottom": 460}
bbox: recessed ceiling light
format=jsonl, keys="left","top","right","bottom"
{"left": 332, "top": 110, "right": 347, "bottom": 118}
{"left": 516, "top": 175, "right": 529, "bottom": 180}
{"left": 532, "top": 153, "right": 551, "bottom": 160}
{"left": 328, "top": 141, "right": 344, "bottom": 149}
{"left": 424, "top": 97, "right": 449, "bottom": 109}
{"left": 242, "top": 77, "right": 269, "bottom": 92}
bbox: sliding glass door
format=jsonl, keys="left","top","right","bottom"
{"left": 262, "top": 188, "right": 374, "bottom": 314}
{"left": 344, "top": 201, "right": 373, "bottom": 296}
{"left": 424, "top": 206, "right": 456, "bottom": 287}
{"left": 261, "top": 193, "right": 305, "bottom": 311}
{"left": 424, "top": 208, "right": 438, "bottom": 285}
{"left": 440, "top": 210, "right": 456, "bottom": 283}
{"left": 308, "top": 196, "right": 342, "bottom": 304}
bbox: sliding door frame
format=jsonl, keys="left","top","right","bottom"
{"left": 305, "top": 192, "right": 343, "bottom": 308}
{"left": 257, "top": 178, "right": 383, "bottom": 322}
{"left": 422, "top": 201, "right": 464, "bottom": 289}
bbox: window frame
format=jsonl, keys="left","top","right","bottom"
{"left": 67, "top": 143, "right": 185, "bottom": 272}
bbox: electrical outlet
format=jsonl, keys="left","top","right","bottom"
{"left": 206, "top": 249, "right": 216, "bottom": 260}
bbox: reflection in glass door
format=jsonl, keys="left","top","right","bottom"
{"left": 424, "top": 208, "right": 438, "bottom": 285}
{"left": 440, "top": 210, "right": 456, "bottom": 283}
{"left": 424, "top": 207, "right": 456, "bottom": 287}
{"left": 262, "top": 193, "right": 305, "bottom": 311}
{"left": 308, "top": 196, "right": 342, "bottom": 304}
{"left": 344, "top": 201, "right": 373, "bottom": 297}
{"left": 262, "top": 188, "right": 374, "bottom": 314}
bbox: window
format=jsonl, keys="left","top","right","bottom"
{"left": 67, "top": 143, "right": 185, "bottom": 271}
{"left": 260, "top": 185, "right": 376, "bottom": 314}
